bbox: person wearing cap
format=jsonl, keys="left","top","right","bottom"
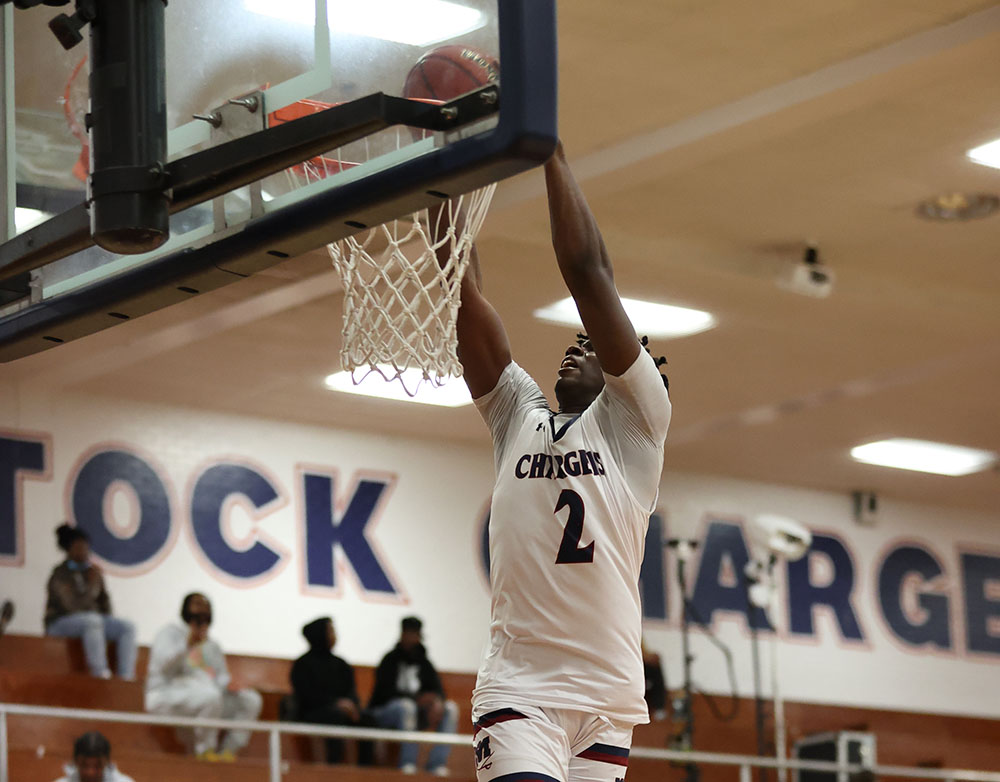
{"left": 144, "top": 593, "right": 262, "bottom": 761}
{"left": 290, "top": 616, "right": 376, "bottom": 765}
{"left": 45, "top": 524, "right": 137, "bottom": 680}
{"left": 52, "top": 731, "right": 134, "bottom": 782}
{"left": 368, "top": 616, "right": 458, "bottom": 776}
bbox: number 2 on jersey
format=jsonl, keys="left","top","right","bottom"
{"left": 554, "top": 489, "right": 595, "bottom": 564}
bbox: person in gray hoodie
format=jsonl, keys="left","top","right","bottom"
{"left": 52, "top": 732, "right": 134, "bottom": 782}
{"left": 144, "top": 593, "right": 262, "bottom": 760}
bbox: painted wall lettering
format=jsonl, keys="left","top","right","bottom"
{"left": 878, "top": 545, "right": 951, "bottom": 650}
{"left": 301, "top": 471, "right": 397, "bottom": 595}
{"left": 0, "top": 434, "right": 48, "bottom": 563}
{"left": 961, "top": 552, "right": 1000, "bottom": 656}
{"left": 190, "top": 463, "right": 285, "bottom": 580}
{"left": 71, "top": 449, "right": 171, "bottom": 567}
{"left": 640, "top": 512, "right": 668, "bottom": 621}
{"left": 690, "top": 521, "right": 772, "bottom": 631}
{"left": 788, "top": 534, "right": 864, "bottom": 641}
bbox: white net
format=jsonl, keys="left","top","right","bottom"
{"left": 266, "top": 99, "right": 497, "bottom": 397}
{"left": 327, "top": 183, "right": 496, "bottom": 395}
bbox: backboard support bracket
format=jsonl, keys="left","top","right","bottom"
{"left": 204, "top": 90, "right": 268, "bottom": 233}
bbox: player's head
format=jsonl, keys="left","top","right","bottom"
{"left": 554, "top": 336, "right": 605, "bottom": 413}
{"left": 639, "top": 335, "right": 670, "bottom": 392}
{"left": 56, "top": 523, "right": 90, "bottom": 563}
{"left": 555, "top": 333, "right": 669, "bottom": 413}
{"left": 400, "top": 615, "right": 423, "bottom": 650}
{"left": 303, "top": 616, "right": 335, "bottom": 651}
{"left": 72, "top": 731, "right": 111, "bottom": 782}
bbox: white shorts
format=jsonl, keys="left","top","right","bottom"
{"left": 471, "top": 704, "right": 633, "bottom": 782}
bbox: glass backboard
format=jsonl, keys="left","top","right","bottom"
{"left": 0, "top": 0, "right": 556, "bottom": 361}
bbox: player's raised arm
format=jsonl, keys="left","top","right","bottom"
{"left": 544, "top": 142, "right": 640, "bottom": 377}
{"left": 453, "top": 245, "right": 512, "bottom": 398}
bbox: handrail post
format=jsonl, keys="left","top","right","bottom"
{"left": 0, "top": 708, "right": 8, "bottom": 782}
{"left": 741, "top": 763, "right": 752, "bottom": 782}
{"left": 269, "top": 727, "right": 281, "bottom": 782}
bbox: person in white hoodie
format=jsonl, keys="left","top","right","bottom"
{"left": 52, "top": 732, "right": 134, "bottom": 782}
{"left": 144, "top": 593, "right": 262, "bottom": 761}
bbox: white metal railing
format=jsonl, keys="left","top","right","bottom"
{"left": 2, "top": 702, "right": 999, "bottom": 782}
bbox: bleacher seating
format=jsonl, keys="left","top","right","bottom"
{"left": 2, "top": 633, "right": 999, "bottom": 782}
{"left": 0, "top": 634, "right": 475, "bottom": 781}
{"left": 7, "top": 746, "right": 410, "bottom": 782}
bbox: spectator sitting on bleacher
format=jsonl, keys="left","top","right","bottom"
{"left": 45, "top": 524, "right": 137, "bottom": 680}
{"left": 53, "top": 731, "right": 135, "bottom": 782}
{"left": 0, "top": 599, "right": 13, "bottom": 637}
{"left": 368, "top": 616, "right": 458, "bottom": 776}
{"left": 642, "top": 638, "right": 668, "bottom": 721}
{"left": 144, "top": 592, "right": 262, "bottom": 762}
{"left": 290, "top": 616, "right": 375, "bottom": 765}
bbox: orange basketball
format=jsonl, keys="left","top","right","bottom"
{"left": 402, "top": 44, "right": 499, "bottom": 102}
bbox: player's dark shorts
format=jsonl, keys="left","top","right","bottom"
{"left": 472, "top": 704, "right": 633, "bottom": 782}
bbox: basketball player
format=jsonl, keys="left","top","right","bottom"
{"left": 455, "top": 141, "right": 671, "bottom": 782}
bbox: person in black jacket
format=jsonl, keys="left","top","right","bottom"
{"left": 290, "top": 617, "right": 375, "bottom": 765}
{"left": 642, "top": 639, "right": 668, "bottom": 721}
{"left": 368, "top": 616, "right": 457, "bottom": 776}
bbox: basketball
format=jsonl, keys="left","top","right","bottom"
{"left": 402, "top": 44, "right": 500, "bottom": 102}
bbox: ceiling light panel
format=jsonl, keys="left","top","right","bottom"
{"left": 324, "top": 368, "right": 472, "bottom": 407}
{"left": 534, "top": 297, "right": 716, "bottom": 339}
{"left": 968, "top": 138, "right": 1000, "bottom": 170}
{"left": 244, "top": 0, "right": 486, "bottom": 47}
{"left": 850, "top": 438, "right": 997, "bottom": 477}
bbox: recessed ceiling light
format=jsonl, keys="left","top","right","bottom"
{"left": 244, "top": 0, "right": 486, "bottom": 47}
{"left": 324, "top": 367, "right": 472, "bottom": 406}
{"left": 967, "top": 138, "right": 1000, "bottom": 170}
{"left": 850, "top": 438, "right": 997, "bottom": 477}
{"left": 915, "top": 192, "right": 999, "bottom": 221}
{"left": 533, "top": 297, "right": 715, "bottom": 339}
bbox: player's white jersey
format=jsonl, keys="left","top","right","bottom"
{"left": 472, "top": 350, "right": 671, "bottom": 725}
